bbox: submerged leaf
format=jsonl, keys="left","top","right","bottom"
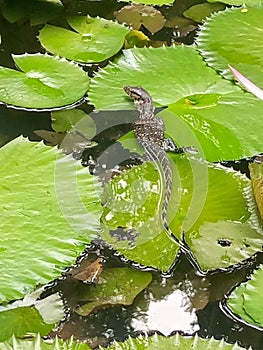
{"left": 0, "top": 54, "right": 89, "bottom": 109}
{"left": 76, "top": 267, "right": 152, "bottom": 316}
{"left": 2, "top": 0, "right": 63, "bottom": 24}
{"left": 39, "top": 16, "right": 129, "bottom": 63}
{"left": 115, "top": 4, "right": 165, "bottom": 33}
{"left": 0, "top": 137, "right": 102, "bottom": 303}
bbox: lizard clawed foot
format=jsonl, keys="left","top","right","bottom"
{"left": 164, "top": 138, "right": 198, "bottom": 154}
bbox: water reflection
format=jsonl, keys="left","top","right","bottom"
{"left": 131, "top": 275, "right": 209, "bottom": 336}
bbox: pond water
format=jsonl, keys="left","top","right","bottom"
{"left": 1, "top": 0, "right": 263, "bottom": 349}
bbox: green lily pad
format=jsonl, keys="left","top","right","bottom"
{"left": 105, "top": 332, "right": 248, "bottom": 349}
{"left": 100, "top": 138, "right": 262, "bottom": 271}
{"left": 89, "top": 45, "right": 237, "bottom": 110}
{"left": 0, "top": 290, "right": 64, "bottom": 342}
{"left": 161, "top": 92, "right": 263, "bottom": 162}
{"left": 0, "top": 334, "right": 91, "bottom": 350}
{"left": 197, "top": 7, "right": 263, "bottom": 89}
{"left": 249, "top": 158, "right": 263, "bottom": 219}
{"left": 0, "top": 307, "right": 53, "bottom": 342}
{"left": 76, "top": 267, "right": 152, "bottom": 316}
{"left": 39, "top": 16, "right": 129, "bottom": 63}
{"left": 208, "top": 0, "right": 263, "bottom": 5}
{"left": 2, "top": 0, "right": 63, "bottom": 25}
{"left": 118, "top": 0, "right": 174, "bottom": 4}
{"left": 183, "top": 3, "right": 225, "bottom": 22}
{"left": 51, "top": 109, "right": 96, "bottom": 136}
{"left": 0, "top": 54, "right": 89, "bottom": 109}
{"left": 226, "top": 264, "right": 263, "bottom": 328}
{"left": 0, "top": 137, "right": 102, "bottom": 303}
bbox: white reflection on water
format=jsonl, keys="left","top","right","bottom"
{"left": 131, "top": 276, "right": 209, "bottom": 336}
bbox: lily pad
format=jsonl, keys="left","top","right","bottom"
{"left": 76, "top": 267, "right": 152, "bottom": 316}
{"left": 0, "top": 307, "right": 53, "bottom": 342}
{"left": 115, "top": 4, "right": 165, "bottom": 34}
{"left": 0, "top": 53, "right": 89, "bottom": 109}
{"left": 0, "top": 136, "right": 102, "bottom": 303}
{"left": 105, "top": 332, "right": 248, "bottom": 349}
{"left": 226, "top": 264, "right": 263, "bottom": 328}
{"left": 197, "top": 7, "right": 263, "bottom": 89}
{"left": 2, "top": 0, "right": 63, "bottom": 25}
{"left": 89, "top": 45, "right": 238, "bottom": 110}
{"left": 100, "top": 140, "right": 262, "bottom": 271}
{"left": 0, "top": 334, "right": 91, "bottom": 350}
{"left": 249, "top": 158, "right": 263, "bottom": 219}
{"left": 161, "top": 93, "right": 263, "bottom": 162}
{"left": 39, "top": 16, "right": 129, "bottom": 63}
{"left": 208, "top": 0, "right": 263, "bottom": 5}
{"left": 183, "top": 3, "right": 225, "bottom": 22}
{"left": 118, "top": 0, "right": 174, "bottom": 4}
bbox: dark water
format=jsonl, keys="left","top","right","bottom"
{"left": 1, "top": 1, "right": 263, "bottom": 349}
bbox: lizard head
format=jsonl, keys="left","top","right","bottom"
{"left": 123, "top": 86, "right": 152, "bottom": 105}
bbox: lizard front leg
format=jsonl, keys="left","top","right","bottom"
{"left": 164, "top": 138, "right": 198, "bottom": 154}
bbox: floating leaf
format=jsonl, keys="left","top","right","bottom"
{"left": 89, "top": 46, "right": 238, "bottom": 110}
{"left": 100, "top": 139, "right": 262, "bottom": 271}
{"left": 115, "top": 4, "right": 165, "bottom": 33}
{"left": 39, "top": 16, "right": 129, "bottom": 63}
{"left": 226, "top": 264, "right": 263, "bottom": 328}
{"left": 0, "top": 334, "right": 91, "bottom": 350}
{"left": 0, "top": 53, "right": 89, "bottom": 109}
{"left": 249, "top": 157, "right": 263, "bottom": 219}
{"left": 104, "top": 332, "right": 248, "bottom": 349}
{"left": 76, "top": 267, "right": 152, "bottom": 316}
{"left": 118, "top": 0, "right": 174, "bottom": 4}
{"left": 51, "top": 109, "right": 95, "bottom": 134}
{"left": 2, "top": 0, "right": 63, "bottom": 25}
{"left": 0, "top": 136, "right": 102, "bottom": 303}
{"left": 197, "top": 7, "right": 263, "bottom": 89}
{"left": 0, "top": 307, "right": 53, "bottom": 342}
{"left": 208, "top": 0, "right": 263, "bottom": 5}
{"left": 183, "top": 3, "right": 225, "bottom": 22}
{"left": 162, "top": 93, "right": 263, "bottom": 162}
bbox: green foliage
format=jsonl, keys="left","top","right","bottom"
{"left": 101, "top": 333, "right": 249, "bottom": 349}
{"left": 0, "top": 334, "right": 91, "bottom": 350}
{"left": 164, "top": 93, "right": 263, "bottom": 162}
{"left": 89, "top": 46, "right": 237, "bottom": 110}
{"left": 227, "top": 265, "right": 263, "bottom": 327}
{"left": 118, "top": 0, "right": 174, "bottom": 4}
{"left": 197, "top": 7, "right": 263, "bottom": 89}
{"left": 0, "top": 307, "right": 53, "bottom": 342}
{"left": 0, "top": 54, "right": 89, "bottom": 109}
{"left": 0, "top": 137, "right": 102, "bottom": 303}
{"left": 100, "top": 147, "right": 262, "bottom": 271}
{"left": 39, "top": 17, "right": 129, "bottom": 63}
{"left": 76, "top": 267, "right": 152, "bottom": 316}
{"left": 2, "top": 0, "right": 63, "bottom": 25}
{"left": 183, "top": 3, "right": 225, "bottom": 22}
{"left": 208, "top": 0, "right": 263, "bottom": 5}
